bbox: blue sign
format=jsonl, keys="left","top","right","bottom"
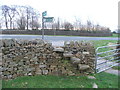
{"left": 44, "top": 17, "right": 54, "bottom": 22}
{"left": 42, "top": 11, "right": 47, "bottom": 16}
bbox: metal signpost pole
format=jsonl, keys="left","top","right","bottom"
{"left": 42, "top": 14, "right": 44, "bottom": 39}
{"left": 42, "top": 11, "right": 47, "bottom": 40}
{"left": 42, "top": 11, "right": 54, "bottom": 39}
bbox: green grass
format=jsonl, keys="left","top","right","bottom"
{"left": 47, "top": 34, "right": 119, "bottom": 37}
{"left": 93, "top": 72, "right": 119, "bottom": 88}
{"left": 91, "top": 40, "right": 117, "bottom": 49}
{"left": 91, "top": 40, "right": 118, "bottom": 58}
{"left": 110, "top": 34, "right": 119, "bottom": 37}
{"left": 48, "top": 33, "right": 119, "bottom": 38}
{"left": 2, "top": 72, "right": 119, "bottom": 88}
{"left": 112, "top": 66, "right": 120, "bottom": 70}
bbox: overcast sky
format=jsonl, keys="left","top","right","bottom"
{"left": 0, "top": 0, "right": 119, "bottom": 31}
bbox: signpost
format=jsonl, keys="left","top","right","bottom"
{"left": 42, "top": 11, "right": 54, "bottom": 39}
{"left": 42, "top": 11, "right": 47, "bottom": 39}
{"left": 44, "top": 17, "right": 54, "bottom": 22}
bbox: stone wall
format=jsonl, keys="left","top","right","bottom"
{"left": 1, "top": 29, "right": 112, "bottom": 37}
{"left": 0, "top": 39, "right": 95, "bottom": 80}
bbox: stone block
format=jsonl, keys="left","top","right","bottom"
{"left": 42, "top": 70, "right": 48, "bottom": 75}
{"left": 53, "top": 47, "right": 64, "bottom": 52}
{"left": 39, "top": 65, "right": 47, "bottom": 68}
{"left": 71, "top": 57, "right": 81, "bottom": 64}
{"left": 83, "top": 52, "right": 90, "bottom": 54}
{"left": 78, "top": 64, "right": 90, "bottom": 70}
{"left": 63, "top": 53, "right": 73, "bottom": 57}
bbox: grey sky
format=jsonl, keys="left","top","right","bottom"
{"left": 0, "top": 0, "right": 119, "bottom": 31}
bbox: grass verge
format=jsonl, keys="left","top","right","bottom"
{"left": 2, "top": 72, "right": 119, "bottom": 88}
{"left": 47, "top": 34, "right": 119, "bottom": 38}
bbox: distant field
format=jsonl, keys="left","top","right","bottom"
{"left": 107, "top": 34, "right": 119, "bottom": 37}
{"left": 48, "top": 34, "right": 119, "bottom": 38}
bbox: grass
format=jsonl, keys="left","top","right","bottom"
{"left": 91, "top": 40, "right": 118, "bottom": 58}
{"left": 112, "top": 66, "right": 120, "bottom": 70}
{"left": 2, "top": 72, "right": 119, "bottom": 88}
{"left": 93, "top": 72, "right": 119, "bottom": 88}
{"left": 91, "top": 40, "right": 118, "bottom": 49}
{"left": 111, "top": 34, "right": 119, "bottom": 37}
{"left": 48, "top": 33, "right": 119, "bottom": 38}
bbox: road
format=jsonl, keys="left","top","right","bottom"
{"left": 0, "top": 34, "right": 118, "bottom": 46}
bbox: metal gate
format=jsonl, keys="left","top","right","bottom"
{"left": 95, "top": 44, "right": 120, "bottom": 73}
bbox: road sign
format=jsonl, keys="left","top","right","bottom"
{"left": 42, "top": 11, "right": 47, "bottom": 16}
{"left": 44, "top": 17, "right": 54, "bottom": 22}
{"left": 41, "top": 11, "right": 54, "bottom": 40}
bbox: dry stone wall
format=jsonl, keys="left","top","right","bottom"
{"left": 0, "top": 39, "right": 95, "bottom": 80}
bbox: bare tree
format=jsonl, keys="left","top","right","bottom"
{"left": 87, "top": 20, "right": 92, "bottom": 31}
{"left": 95, "top": 24, "right": 100, "bottom": 31}
{"left": 74, "top": 17, "right": 82, "bottom": 30}
{"left": 17, "top": 16, "right": 26, "bottom": 30}
{"left": 51, "top": 18, "right": 60, "bottom": 30}
{"left": 63, "top": 22, "right": 74, "bottom": 30}
{"left": 57, "top": 18, "right": 60, "bottom": 30}
{"left": 1, "top": 5, "right": 10, "bottom": 29}
{"left": 52, "top": 23, "right": 58, "bottom": 30}
{"left": 0, "top": 5, "right": 40, "bottom": 30}
{"left": 15, "top": 5, "right": 28, "bottom": 30}
{"left": 0, "top": 17, "right": 3, "bottom": 29}
{"left": 30, "top": 8, "right": 40, "bottom": 30}
{"left": 30, "top": 17, "right": 40, "bottom": 30}
{"left": 25, "top": 6, "right": 40, "bottom": 30}
{"left": 0, "top": 22, "right": 1, "bottom": 29}
{"left": 7, "top": 6, "right": 18, "bottom": 29}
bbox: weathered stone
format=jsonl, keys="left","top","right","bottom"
{"left": 93, "top": 83, "right": 98, "bottom": 88}
{"left": 35, "top": 71, "right": 42, "bottom": 75}
{"left": 83, "top": 52, "right": 90, "bottom": 54}
{"left": 18, "top": 62, "right": 24, "bottom": 65}
{"left": 75, "top": 52, "right": 81, "bottom": 57}
{"left": 71, "top": 57, "right": 81, "bottom": 64}
{"left": 78, "top": 64, "right": 90, "bottom": 70}
{"left": 3, "top": 39, "right": 15, "bottom": 47}
{"left": 53, "top": 47, "right": 64, "bottom": 52}
{"left": 39, "top": 65, "right": 47, "bottom": 68}
{"left": 87, "top": 76, "right": 96, "bottom": 79}
{"left": 28, "top": 73, "right": 32, "bottom": 76}
{"left": 42, "top": 70, "right": 48, "bottom": 75}
{"left": 63, "top": 53, "right": 73, "bottom": 57}
{"left": 34, "top": 62, "right": 39, "bottom": 65}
